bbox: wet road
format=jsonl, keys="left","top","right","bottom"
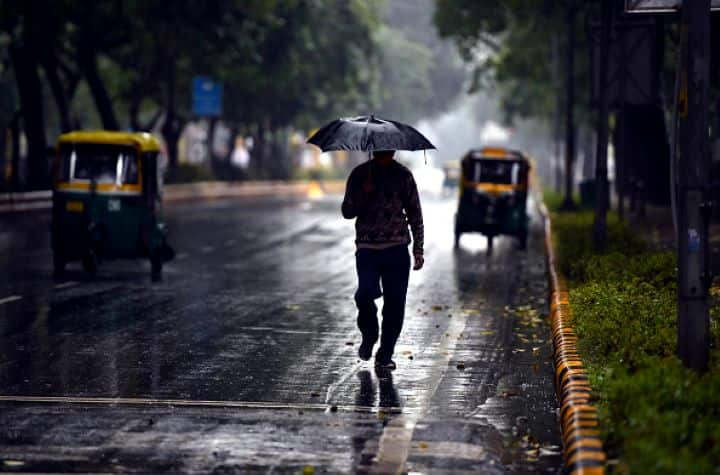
{"left": 0, "top": 191, "right": 561, "bottom": 474}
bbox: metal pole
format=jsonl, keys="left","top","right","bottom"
{"left": 593, "top": 0, "right": 612, "bottom": 250}
{"left": 676, "top": 0, "right": 711, "bottom": 372}
{"left": 562, "top": 2, "right": 577, "bottom": 210}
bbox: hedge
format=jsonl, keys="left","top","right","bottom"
{"left": 548, "top": 202, "right": 720, "bottom": 474}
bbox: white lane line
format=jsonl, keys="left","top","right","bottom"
{"left": 0, "top": 395, "right": 402, "bottom": 414}
{"left": 200, "top": 246, "right": 215, "bottom": 253}
{"left": 0, "top": 295, "right": 22, "bottom": 306}
{"left": 54, "top": 281, "right": 77, "bottom": 290}
{"left": 176, "top": 253, "right": 189, "bottom": 260}
{"left": 371, "top": 304, "right": 469, "bottom": 473}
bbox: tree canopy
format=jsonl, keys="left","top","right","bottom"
{"left": 433, "top": 0, "right": 592, "bottom": 126}
{"left": 0, "top": 0, "right": 468, "bottom": 188}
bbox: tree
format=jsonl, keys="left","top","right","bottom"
{"left": 434, "top": 0, "right": 594, "bottom": 206}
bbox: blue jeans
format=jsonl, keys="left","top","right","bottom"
{"left": 354, "top": 245, "right": 411, "bottom": 361}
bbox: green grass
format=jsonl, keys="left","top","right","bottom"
{"left": 546, "top": 194, "right": 720, "bottom": 474}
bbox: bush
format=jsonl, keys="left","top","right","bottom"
{"left": 548, "top": 195, "right": 720, "bottom": 474}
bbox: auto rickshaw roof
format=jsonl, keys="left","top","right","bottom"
{"left": 465, "top": 147, "right": 527, "bottom": 162}
{"left": 58, "top": 131, "right": 161, "bottom": 153}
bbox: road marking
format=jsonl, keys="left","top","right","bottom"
{"left": 371, "top": 301, "right": 469, "bottom": 473}
{"left": 200, "top": 246, "right": 214, "bottom": 253}
{"left": 54, "top": 281, "right": 77, "bottom": 290}
{"left": 0, "top": 395, "right": 402, "bottom": 414}
{"left": 0, "top": 295, "right": 22, "bottom": 306}
{"left": 176, "top": 253, "right": 189, "bottom": 260}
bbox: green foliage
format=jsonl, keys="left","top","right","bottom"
{"left": 433, "top": 0, "right": 593, "bottom": 126}
{"left": 550, "top": 210, "right": 644, "bottom": 280}
{"left": 292, "top": 166, "right": 346, "bottom": 181}
{"left": 551, "top": 207, "right": 720, "bottom": 474}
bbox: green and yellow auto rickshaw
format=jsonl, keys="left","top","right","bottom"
{"left": 52, "top": 131, "right": 173, "bottom": 281}
{"left": 454, "top": 147, "right": 531, "bottom": 250}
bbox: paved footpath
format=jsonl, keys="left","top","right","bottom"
{"left": 0, "top": 193, "right": 561, "bottom": 473}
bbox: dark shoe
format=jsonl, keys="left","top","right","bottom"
{"left": 358, "top": 339, "right": 375, "bottom": 361}
{"left": 374, "top": 358, "right": 396, "bottom": 370}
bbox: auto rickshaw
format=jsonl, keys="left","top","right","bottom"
{"left": 454, "top": 147, "right": 531, "bottom": 250}
{"left": 51, "top": 131, "right": 173, "bottom": 281}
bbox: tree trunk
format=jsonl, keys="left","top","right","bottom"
{"left": 0, "top": 120, "right": 6, "bottom": 191}
{"left": 592, "top": 0, "right": 612, "bottom": 251}
{"left": 129, "top": 92, "right": 142, "bottom": 131}
{"left": 9, "top": 41, "right": 48, "bottom": 190}
{"left": 561, "top": 3, "right": 577, "bottom": 210}
{"left": 79, "top": 47, "right": 119, "bottom": 130}
{"left": 161, "top": 59, "right": 180, "bottom": 169}
{"left": 10, "top": 114, "right": 21, "bottom": 190}
{"left": 207, "top": 117, "right": 218, "bottom": 176}
{"left": 41, "top": 55, "right": 72, "bottom": 133}
{"left": 552, "top": 34, "right": 563, "bottom": 193}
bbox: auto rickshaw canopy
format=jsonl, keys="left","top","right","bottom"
{"left": 58, "top": 131, "right": 161, "bottom": 153}
{"left": 466, "top": 147, "right": 527, "bottom": 162}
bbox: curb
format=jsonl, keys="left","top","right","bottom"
{"left": 539, "top": 201, "right": 607, "bottom": 475}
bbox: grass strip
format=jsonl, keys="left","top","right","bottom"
{"left": 546, "top": 194, "right": 720, "bottom": 475}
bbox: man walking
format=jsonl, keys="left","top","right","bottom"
{"left": 342, "top": 150, "right": 424, "bottom": 370}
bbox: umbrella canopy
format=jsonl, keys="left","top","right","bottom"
{"left": 307, "top": 115, "right": 436, "bottom": 152}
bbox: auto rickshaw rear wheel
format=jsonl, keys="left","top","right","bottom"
{"left": 82, "top": 250, "right": 98, "bottom": 276}
{"left": 518, "top": 232, "right": 528, "bottom": 250}
{"left": 151, "top": 257, "right": 162, "bottom": 282}
{"left": 53, "top": 252, "right": 66, "bottom": 279}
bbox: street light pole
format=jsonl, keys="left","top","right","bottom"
{"left": 676, "top": 0, "right": 711, "bottom": 372}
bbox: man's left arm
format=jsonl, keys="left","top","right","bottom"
{"left": 404, "top": 173, "right": 424, "bottom": 270}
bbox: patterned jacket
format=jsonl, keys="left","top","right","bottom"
{"left": 341, "top": 160, "right": 424, "bottom": 256}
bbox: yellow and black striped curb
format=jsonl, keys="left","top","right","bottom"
{"left": 540, "top": 201, "right": 607, "bottom": 475}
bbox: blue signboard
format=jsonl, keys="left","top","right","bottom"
{"left": 192, "top": 76, "right": 223, "bottom": 117}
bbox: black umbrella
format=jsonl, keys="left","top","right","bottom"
{"left": 307, "top": 115, "right": 436, "bottom": 152}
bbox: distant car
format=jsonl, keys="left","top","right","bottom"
{"left": 52, "top": 131, "right": 174, "bottom": 281}
{"left": 454, "top": 147, "right": 531, "bottom": 250}
{"left": 442, "top": 161, "right": 460, "bottom": 193}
